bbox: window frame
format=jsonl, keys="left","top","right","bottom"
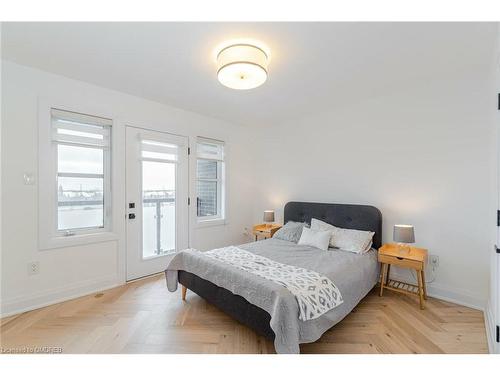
{"left": 195, "top": 137, "right": 226, "bottom": 225}
{"left": 38, "top": 102, "right": 116, "bottom": 250}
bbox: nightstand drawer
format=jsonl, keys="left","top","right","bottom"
{"left": 254, "top": 230, "right": 273, "bottom": 236}
{"left": 378, "top": 253, "right": 424, "bottom": 270}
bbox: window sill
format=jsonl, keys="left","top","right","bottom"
{"left": 195, "top": 218, "right": 227, "bottom": 229}
{"left": 39, "top": 231, "right": 118, "bottom": 251}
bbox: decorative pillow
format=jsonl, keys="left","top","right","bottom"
{"left": 310, "top": 218, "right": 374, "bottom": 254}
{"left": 273, "top": 221, "right": 309, "bottom": 243}
{"left": 297, "top": 227, "right": 332, "bottom": 251}
{"left": 364, "top": 241, "right": 374, "bottom": 252}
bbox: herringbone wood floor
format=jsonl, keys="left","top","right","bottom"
{"left": 0, "top": 274, "right": 488, "bottom": 354}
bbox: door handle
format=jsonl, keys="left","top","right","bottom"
{"left": 128, "top": 213, "right": 136, "bottom": 219}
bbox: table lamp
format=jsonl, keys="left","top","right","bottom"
{"left": 393, "top": 224, "right": 415, "bottom": 254}
{"left": 263, "top": 210, "right": 275, "bottom": 227}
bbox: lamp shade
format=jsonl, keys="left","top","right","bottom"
{"left": 217, "top": 43, "right": 269, "bottom": 90}
{"left": 393, "top": 225, "right": 415, "bottom": 244}
{"left": 263, "top": 210, "right": 275, "bottom": 223}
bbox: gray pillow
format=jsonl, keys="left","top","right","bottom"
{"left": 273, "top": 221, "right": 309, "bottom": 243}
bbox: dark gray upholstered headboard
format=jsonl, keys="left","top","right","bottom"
{"left": 283, "top": 201, "right": 383, "bottom": 249}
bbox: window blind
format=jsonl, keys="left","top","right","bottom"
{"left": 140, "top": 139, "right": 179, "bottom": 162}
{"left": 196, "top": 138, "right": 224, "bottom": 161}
{"left": 52, "top": 109, "right": 111, "bottom": 148}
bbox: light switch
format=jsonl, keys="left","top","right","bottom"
{"left": 23, "top": 173, "right": 35, "bottom": 185}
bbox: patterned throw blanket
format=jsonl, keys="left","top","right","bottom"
{"left": 203, "top": 246, "right": 343, "bottom": 321}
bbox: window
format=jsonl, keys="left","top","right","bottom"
{"left": 52, "top": 109, "right": 112, "bottom": 235}
{"left": 196, "top": 138, "right": 225, "bottom": 222}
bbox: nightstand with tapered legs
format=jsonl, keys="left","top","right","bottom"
{"left": 378, "top": 243, "right": 428, "bottom": 309}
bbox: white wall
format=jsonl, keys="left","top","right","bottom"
{"left": 252, "top": 73, "right": 494, "bottom": 309}
{"left": 0, "top": 61, "right": 257, "bottom": 316}
{"left": 1, "top": 54, "right": 497, "bottom": 320}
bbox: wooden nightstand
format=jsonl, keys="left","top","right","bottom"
{"left": 252, "top": 224, "right": 282, "bottom": 241}
{"left": 378, "top": 243, "right": 428, "bottom": 309}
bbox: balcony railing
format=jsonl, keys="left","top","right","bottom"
{"left": 143, "top": 197, "right": 175, "bottom": 256}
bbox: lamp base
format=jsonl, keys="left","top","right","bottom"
{"left": 397, "top": 243, "right": 412, "bottom": 255}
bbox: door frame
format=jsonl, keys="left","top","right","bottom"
{"left": 494, "top": 116, "right": 500, "bottom": 353}
{"left": 125, "top": 125, "right": 190, "bottom": 281}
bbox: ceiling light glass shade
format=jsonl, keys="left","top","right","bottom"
{"left": 217, "top": 44, "right": 268, "bottom": 90}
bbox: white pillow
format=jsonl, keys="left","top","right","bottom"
{"left": 297, "top": 227, "right": 332, "bottom": 251}
{"left": 310, "top": 218, "right": 374, "bottom": 254}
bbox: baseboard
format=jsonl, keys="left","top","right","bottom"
{"left": 389, "top": 268, "right": 485, "bottom": 311}
{"left": 0, "top": 268, "right": 488, "bottom": 323}
{"left": 484, "top": 303, "right": 497, "bottom": 354}
{"left": 0, "top": 275, "right": 124, "bottom": 318}
{"left": 425, "top": 283, "right": 485, "bottom": 311}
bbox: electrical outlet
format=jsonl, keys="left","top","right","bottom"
{"left": 28, "top": 261, "right": 39, "bottom": 275}
{"left": 429, "top": 255, "right": 439, "bottom": 268}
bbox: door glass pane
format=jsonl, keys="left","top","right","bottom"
{"left": 142, "top": 160, "right": 175, "bottom": 258}
{"left": 57, "top": 176, "right": 104, "bottom": 230}
{"left": 58, "top": 144, "right": 103, "bottom": 174}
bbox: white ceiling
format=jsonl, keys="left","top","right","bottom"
{"left": 1, "top": 22, "right": 497, "bottom": 126}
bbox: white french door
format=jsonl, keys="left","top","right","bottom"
{"left": 126, "top": 126, "right": 189, "bottom": 281}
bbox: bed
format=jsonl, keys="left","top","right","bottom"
{"left": 165, "top": 201, "right": 382, "bottom": 353}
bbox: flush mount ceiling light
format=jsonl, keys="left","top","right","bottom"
{"left": 216, "top": 41, "right": 269, "bottom": 90}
